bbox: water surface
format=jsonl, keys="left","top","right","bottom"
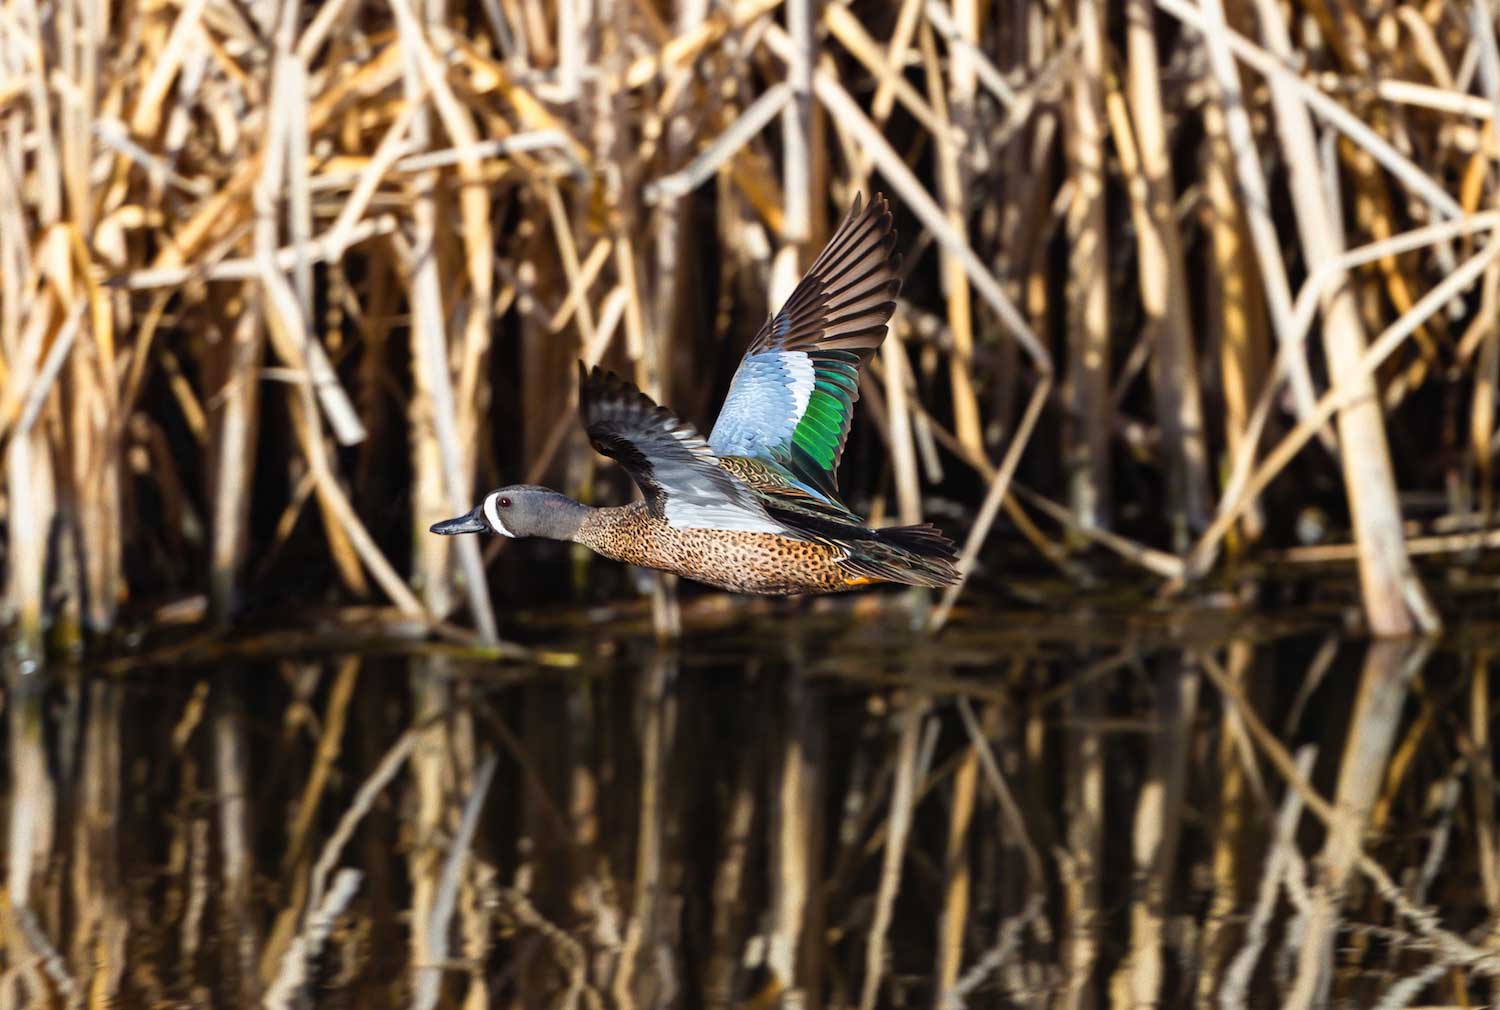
{"left": 2, "top": 590, "right": 1496, "bottom": 1009}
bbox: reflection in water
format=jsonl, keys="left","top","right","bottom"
{"left": 1, "top": 612, "right": 1496, "bottom": 1008}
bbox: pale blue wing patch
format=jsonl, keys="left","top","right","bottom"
{"left": 706, "top": 193, "right": 901, "bottom": 504}
{"left": 707, "top": 349, "right": 814, "bottom": 458}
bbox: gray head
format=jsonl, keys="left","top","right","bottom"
{"left": 429, "top": 485, "right": 589, "bottom": 541}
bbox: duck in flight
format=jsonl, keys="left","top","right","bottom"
{"left": 431, "top": 193, "right": 959, "bottom": 595}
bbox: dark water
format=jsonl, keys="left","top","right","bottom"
{"left": 2, "top": 591, "right": 1498, "bottom": 1009}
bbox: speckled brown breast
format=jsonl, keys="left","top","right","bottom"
{"left": 575, "top": 503, "right": 860, "bottom": 595}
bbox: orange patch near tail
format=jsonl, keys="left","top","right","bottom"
{"left": 843, "top": 575, "right": 879, "bottom": 586}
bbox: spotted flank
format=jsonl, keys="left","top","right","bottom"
{"left": 570, "top": 501, "right": 958, "bottom": 596}
{"left": 432, "top": 193, "right": 960, "bottom": 596}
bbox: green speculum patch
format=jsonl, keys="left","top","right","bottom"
{"left": 793, "top": 389, "right": 845, "bottom": 469}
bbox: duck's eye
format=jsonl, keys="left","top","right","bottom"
{"left": 499, "top": 496, "right": 512, "bottom": 508}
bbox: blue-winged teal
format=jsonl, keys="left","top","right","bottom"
{"left": 431, "top": 193, "right": 959, "bottom": 595}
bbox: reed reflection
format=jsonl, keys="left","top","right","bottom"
{"left": 0, "top": 624, "right": 1494, "bottom": 1008}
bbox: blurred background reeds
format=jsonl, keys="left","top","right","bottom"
{"left": 7, "top": 0, "right": 1500, "bottom": 649}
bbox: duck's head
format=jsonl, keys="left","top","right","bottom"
{"left": 429, "top": 485, "right": 587, "bottom": 541}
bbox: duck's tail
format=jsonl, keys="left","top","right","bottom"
{"left": 839, "top": 522, "right": 961, "bottom": 589}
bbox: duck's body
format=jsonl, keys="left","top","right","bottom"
{"left": 432, "top": 193, "right": 960, "bottom": 595}
{"left": 576, "top": 502, "right": 853, "bottom": 595}
{"left": 575, "top": 494, "right": 954, "bottom": 595}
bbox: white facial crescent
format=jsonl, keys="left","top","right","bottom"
{"left": 483, "top": 493, "right": 515, "bottom": 537}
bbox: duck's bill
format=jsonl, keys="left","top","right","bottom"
{"left": 429, "top": 508, "right": 487, "bottom": 535}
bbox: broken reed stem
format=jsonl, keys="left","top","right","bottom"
{"left": 1218, "top": 746, "right": 1317, "bottom": 1009}
{"left": 1198, "top": 212, "right": 1500, "bottom": 569}
{"left": 934, "top": 706, "right": 979, "bottom": 998}
{"left": 1186, "top": 236, "right": 1500, "bottom": 617}
{"left": 214, "top": 675, "right": 259, "bottom": 1005}
{"left": 1189, "top": 0, "right": 1328, "bottom": 451}
{"left": 263, "top": 869, "right": 362, "bottom": 1010}
{"left": 956, "top": 695, "right": 1046, "bottom": 887}
{"left": 413, "top": 752, "right": 498, "bottom": 1010}
{"left": 1121, "top": 0, "right": 1212, "bottom": 537}
{"left": 279, "top": 658, "right": 361, "bottom": 876}
{"left": 1199, "top": 641, "right": 1500, "bottom": 973}
{"left": 929, "top": 376, "right": 1051, "bottom": 631}
{"left": 1061, "top": 0, "right": 1111, "bottom": 532}
{"left": 1058, "top": 683, "right": 1103, "bottom": 1010}
{"left": 768, "top": 655, "right": 821, "bottom": 1003}
{"left": 776, "top": 0, "right": 814, "bottom": 311}
{"left": 1247, "top": 0, "right": 1430, "bottom": 638}
{"left": 1202, "top": 80, "right": 1268, "bottom": 547}
{"left": 880, "top": 325, "right": 924, "bottom": 525}
{"left": 208, "top": 305, "right": 264, "bottom": 623}
{"left": 611, "top": 651, "right": 673, "bottom": 1008}
{"left": 860, "top": 697, "right": 925, "bottom": 1010}
{"left": 1160, "top": 0, "right": 1463, "bottom": 221}
{"left": 1113, "top": 663, "right": 1197, "bottom": 1009}
{"left": 394, "top": 0, "right": 500, "bottom": 643}
{"left": 1284, "top": 642, "right": 1415, "bottom": 1010}
{"left": 763, "top": 22, "right": 1050, "bottom": 372}
{"left": 921, "top": 20, "right": 983, "bottom": 457}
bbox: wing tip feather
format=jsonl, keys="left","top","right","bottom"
{"left": 582, "top": 361, "right": 723, "bottom": 458}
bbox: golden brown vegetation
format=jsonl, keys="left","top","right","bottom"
{"left": 4, "top": 0, "right": 1500, "bottom": 653}
{"left": 12, "top": 4, "right": 1500, "bottom": 1006}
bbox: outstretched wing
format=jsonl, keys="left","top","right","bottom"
{"left": 578, "top": 364, "right": 783, "bottom": 533}
{"left": 708, "top": 193, "right": 901, "bottom": 504}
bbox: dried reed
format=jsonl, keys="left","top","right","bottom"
{"left": 7, "top": 0, "right": 1500, "bottom": 667}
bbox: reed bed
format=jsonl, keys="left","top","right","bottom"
{"left": 7, "top": 0, "right": 1500, "bottom": 659}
